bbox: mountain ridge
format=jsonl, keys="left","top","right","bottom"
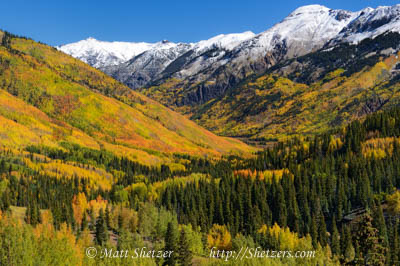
{"left": 0, "top": 31, "right": 254, "bottom": 165}
{"left": 56, "top": 4, "right": 400, "bottom": 143}
{"left": 58, "top": 4, "right": 400, "bottom": 99}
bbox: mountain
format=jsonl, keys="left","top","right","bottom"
{"left": 330, "top": 5, "right": 400, "bottom": 44}
{"left": 58, "top": 5, "right": 400, "bottom": 105}
{"left": 57, "top": 32, "right": 255, "bottom": 89}
{"left": 56, "top": 37, "right": 174, "bottom": 68}
{"left": 58, "top": 4, "right": 400, "bottom": 143}
{"left": 192, "top": 31, "right": 400, "bottom": 142}
{"left": 0, "top": 31, "right": 254, "bottom": 165}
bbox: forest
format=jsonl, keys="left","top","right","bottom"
{"left": 1, "top": 104, "right": 400, "bottom": 265}
{"left": 1, "top": 28, "right": 400, "bottom": 265}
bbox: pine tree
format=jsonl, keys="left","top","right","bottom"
{"left": 178, "top": 229, "right": 192, "bottom": 266}
{"left": 105, "top": 206, "right": 111, "bottom": 230}
{"left": 95, "top": 209, "right": 109, "bottom": 246}
{"left": 1, "top": 189, "right": 10, "bottom": 212}
{"left": 81, "top": 212, "right": 88, "bottom": 232}
{"left": 89, "top": 207, "right": 95, "bottom": 231}
{"left": 276, "top": 182, "right": 287, "bottom": 227}
{"left": 25, "top": 200, "right": 41, "bottom": 226}
{"left": 310, "top": 216, "right": 318, "bottom": 249}
{"left": 118, "top": 213, "right": 124, "bottom": 231}
{"left": 318, "top": 214, "right": 327, "bottom": 247}
{"left": 331, "top": 218, "right": 340, "bottom": 255}
{"left": 372, "top": 200, "right": 388, "bottom": 246}
{"left": 343, "top": 227, "right": 355, "bottom": 263}
{"left": 390, "top": 219, "right": 399, "bottom": 265}
{"left": 163, "top": 222, "right": 178, "bottom": 266}
{"left": 354, "top": 213, "right": 386, "bottom": 266}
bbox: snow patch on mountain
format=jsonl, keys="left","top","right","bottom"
{"left": 232, "top": 5, "right": 357, "bottom": 61}
{"left": 333, "top": 5, "right": 400, "bottom": 44}
{"left": 57, "top": 4, "right": 400, "bottom": 94}
{"left": 57, "top": 38, "right": 159, "bottom": 67}
{"left": 194, "top": 31, "right": 255, "bottom": 51}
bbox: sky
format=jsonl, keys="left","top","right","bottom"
{"left": 1, "top": 0, "right": 399, "bottom": 46}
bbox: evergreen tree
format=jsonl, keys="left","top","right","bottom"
{"left": 310, "top": 216, "right": 318, "bottom": 249}
{"left": 81, "top": 212, "right": 88, "bottom": 232}
{"left": 24, "top": 200, "right": 41, "bottom": 226}
{"left": 318, "top": 214, "right": 328, "bottom": 247}
{"left": 163, "top": 222, "right": 178, "bottom": 266}
{"left": 89, "top": 207, "right": 95, "bottom": 231}
{"left": 354, "top": 213, "right": 386, "bottom": 266}
{"left": 118, "top": 213, "right": 124, "bottom": 231}
{"left": 331, "top": 218, "right": 340, "bottom": 255}
{"left": 178, "top": 229, "right": 192, "bottom": 266}
{"left": 390, "top": 219, "right": 399, "bottom": 265}
{"left": 344, "top": 230, "right": 355, "bottom": 263}
{"left": 105, "top": 206, "right": 111, "bottom": 230}
{"left": 95, "top": 209, "right": 109, "bottom": 246}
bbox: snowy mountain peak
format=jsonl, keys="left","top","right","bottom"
{"left": 331, "top": 4, "right": 400, "bottom": 44}
{"left": 231, "top": 4, "right": 357, "bottom": 62}
{"left": 289, "top": 4, "right": 330, "bottom": 16}
{"left": 58, "top": 4, "right": 400, "bottom": 93}
{"left": 57, "top": 38, "right": 176, "bottom": 68}
{"left": 194, "top": 31, "right": 255, "bottom": 51}
{"left": 58, "top": 31, "right": 255, "bottom": 68}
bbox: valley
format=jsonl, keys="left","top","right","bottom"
{"left": 1, "top": 3, "right": 400, "bottom": 266}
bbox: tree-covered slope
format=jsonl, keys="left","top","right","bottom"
{"left": 150, "top": 32, "right": 400, "bottom": 143}
{"left": 0, "top": 31, "right": 254, "bottom": 165}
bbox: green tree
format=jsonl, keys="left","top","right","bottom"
{"left": 105, "top": 206, "right": 112, "bottom": 230}
{"left": 178, "top": 229, "right": 192, "bottom": 266}
{"left": 331, "top": 218, "right": 340, "bottom": 255}
{"left": 25, "top": 201, "right": 41, "bottom": 226}
{"left": 95, "top": 209, "right": 109, "bottom": 246}
{"left": 163, "top": 221, "right": 178, "bottom": 266}
{"left": 354, "top": 213, "right": 386, "bottom": 266}
{"left": 81, "top": 212, "right": 88, "bottom": 232}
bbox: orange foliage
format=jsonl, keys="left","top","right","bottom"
{"left": 53, "top": 94, "right": 80, "bottom": 118}
{"left": 234, "top": 168, "right": 292, "bottom": 183}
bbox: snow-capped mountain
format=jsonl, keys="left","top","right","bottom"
{"left": 193, "top": 31, "right": 256, "bottom": 52}
{"left": 230, "top": 5, "right": 355, "bottom": 61}
{"left": 58, "top": 4, "right": 400, "bottom": 104}
{"left": 57, "top": 37, "right": 161, "bottom": 68}
{"left": 57, "top": 32, "right": 255, "bottom": 70}
{"left": 85, "top": 32, "right": 255, "bottom": 89}
{"left": 104, "top": 42, "right": 194, "bottom": 89}
{"left": 330, "top": 5, "right": 400, "bottom": 44}
{"left": 57, "top": 31, "right": 256, "bottom": 88}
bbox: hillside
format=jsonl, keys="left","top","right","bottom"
{"left": 143, "top": 32, "right": 400, "bottom": 144}
{"left": 3, "top": 3, "right": 400, "bottom": 265}
{"left": 0, "top": 31, "right": 254, "bottom": 165}
{"left": 61, "top": 5, "right": 400, "bottom": 123}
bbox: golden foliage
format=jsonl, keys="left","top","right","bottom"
{"left": 387, "top": 190, "right": 400, "bottom": 215}
{"left": 207, "top": 224, "right": 232, "bottom": 251}
{"left": 234, "top": 169, "right": 292, "bottom": 183}
{"left": 72, "top": 193, "right": 88, "bottom": 227}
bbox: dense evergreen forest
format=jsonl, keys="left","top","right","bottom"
{"left": 1, "top": 105, "right": 400, "bottom": 265}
